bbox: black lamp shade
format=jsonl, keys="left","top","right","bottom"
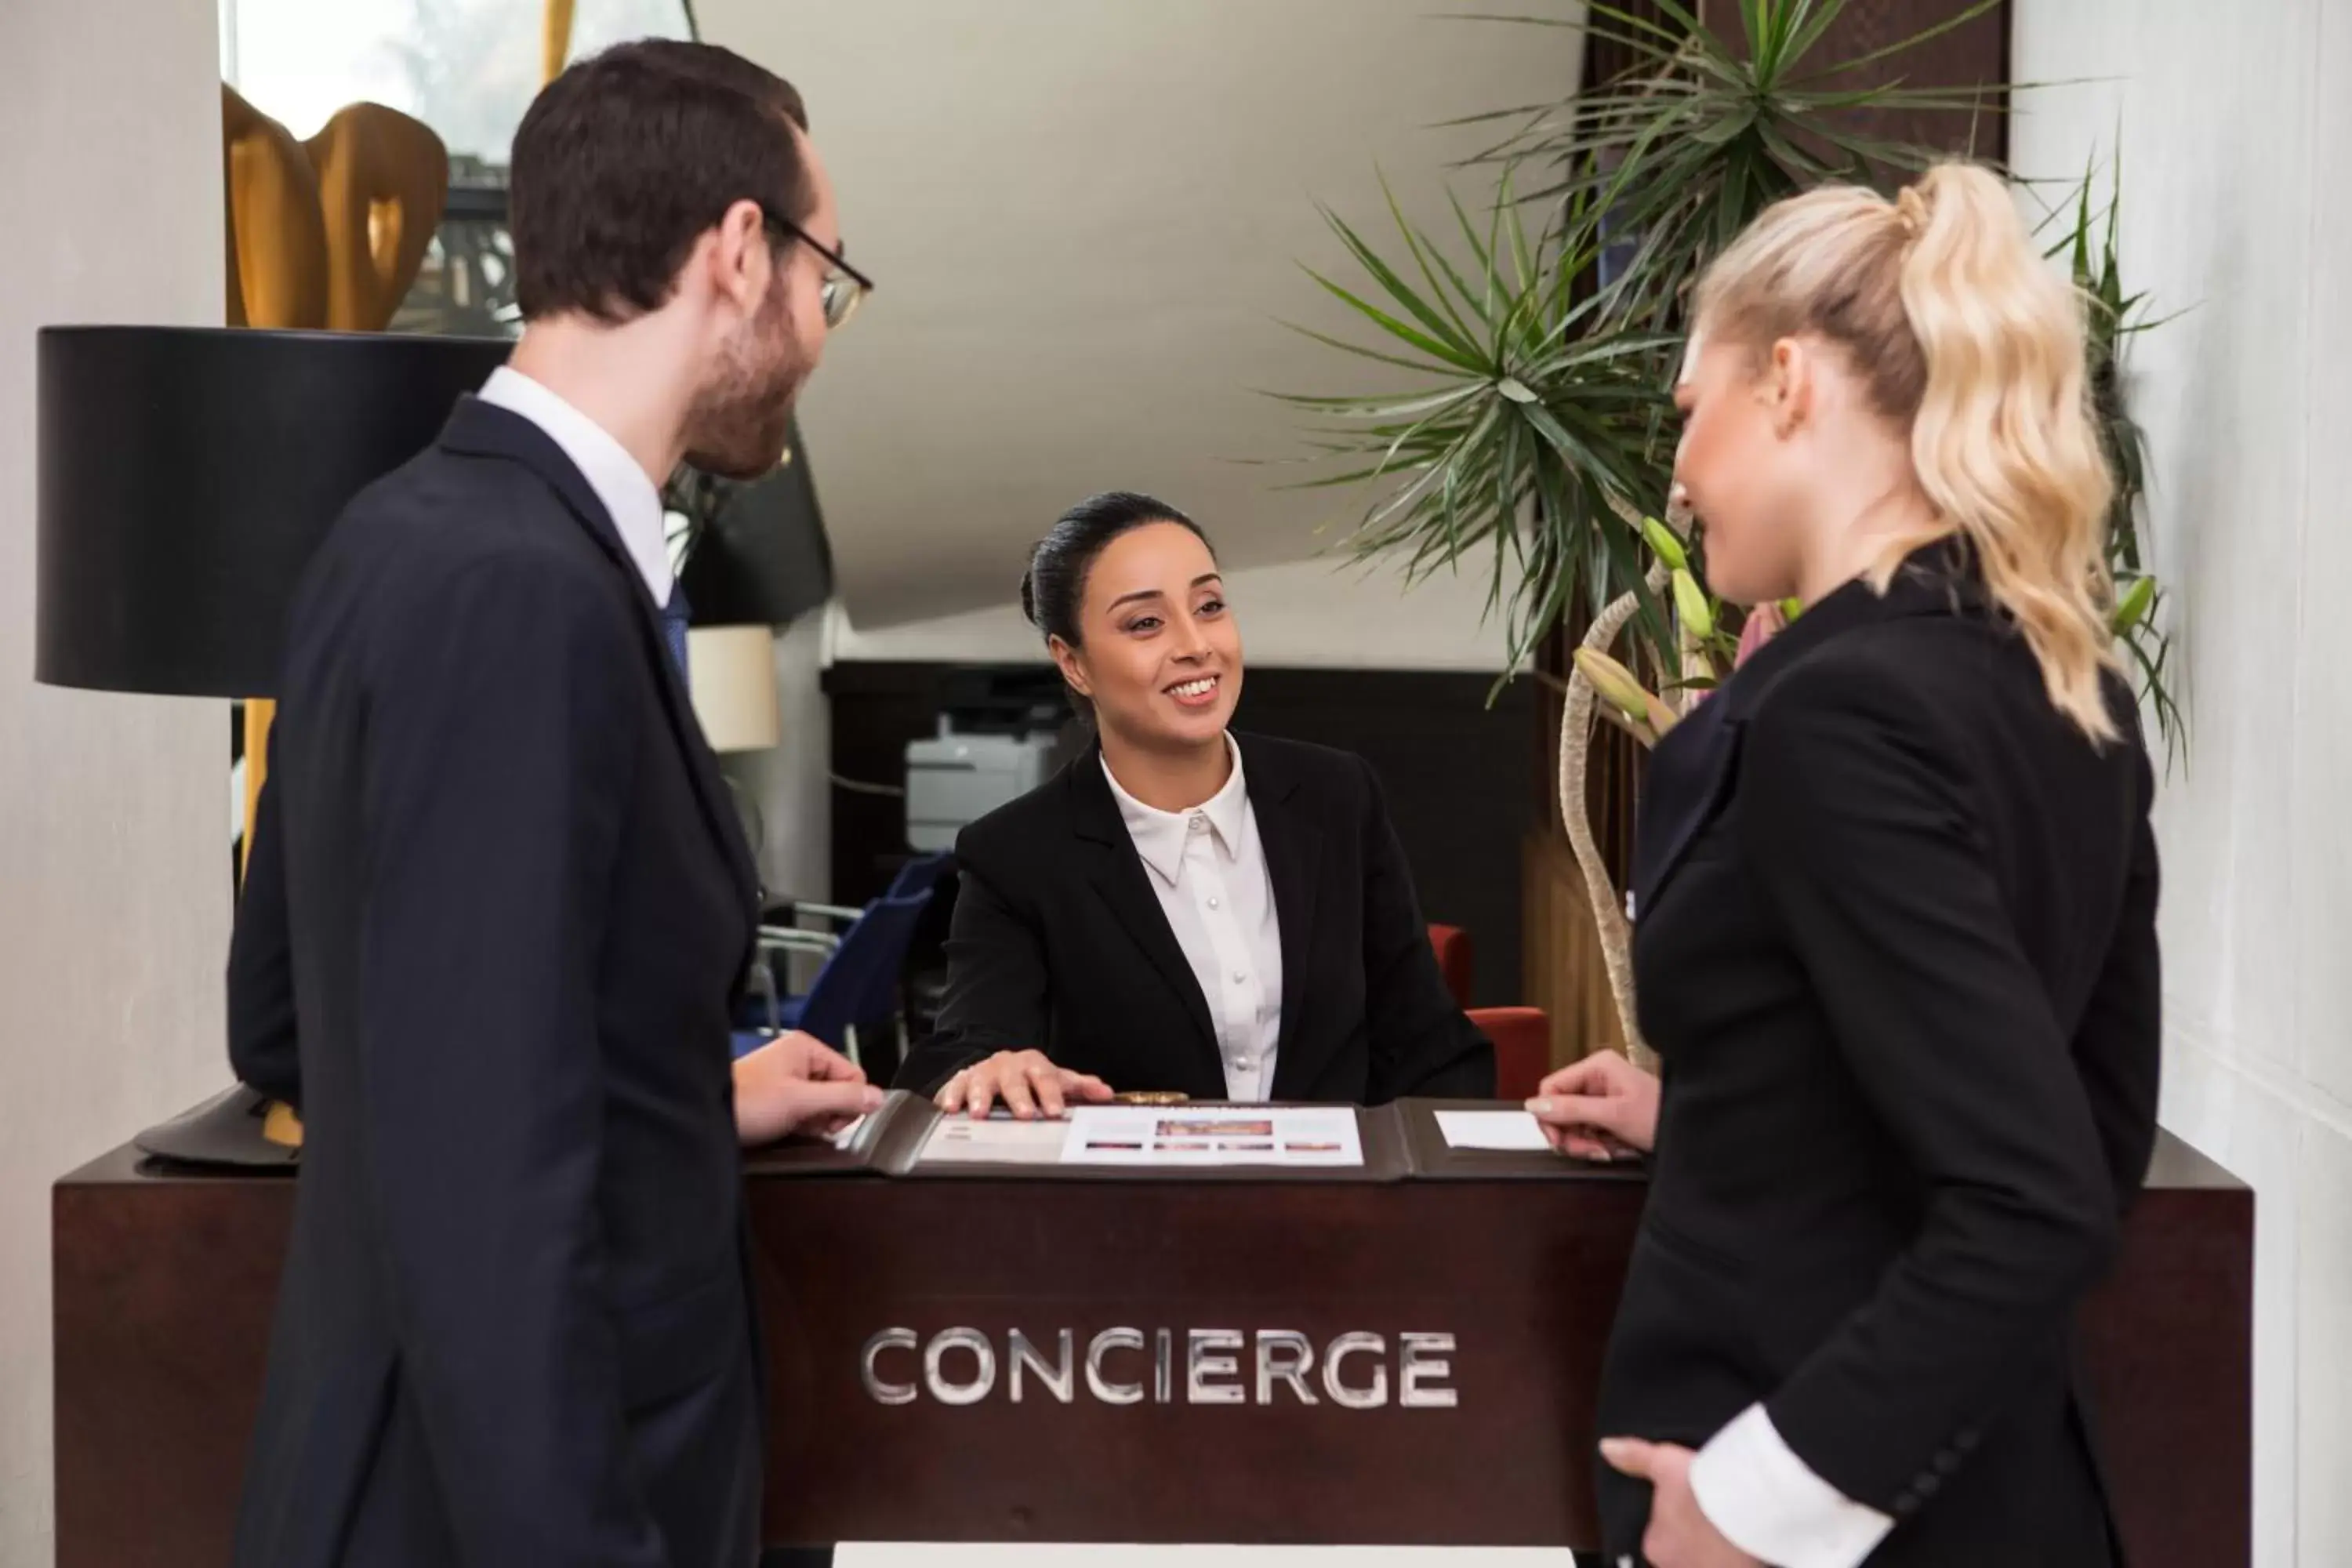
{"left": 676, "top": 423, "right": 834, "bottom": 629}
{"left": 36, "top": 325, "right": 512, "bottom": 697}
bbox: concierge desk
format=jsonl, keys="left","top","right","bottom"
{"left": 54, "top": 1096, "right": 2249, "bottom": 1566}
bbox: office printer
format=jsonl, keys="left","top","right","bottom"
{"left": 903, "top": 669, "right": 1073, "bottom": 851}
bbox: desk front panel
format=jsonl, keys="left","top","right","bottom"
{"left": 53, "top": 1133, "right": 2249, "bottom": 1563}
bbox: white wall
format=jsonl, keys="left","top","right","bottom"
{"left": 0, "top": 0, "right": 232, "bottom": 1562}
{"left": 2012, "top": 5, "right": 2352, "bottom": 1564}
{"left": 696, "top": 0, "right": 1584, "bottom": 634}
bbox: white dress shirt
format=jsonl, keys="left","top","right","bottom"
{"left": 477, "top": 366, "right": 673, "bottom": 608}
{"left": 1685, "top": 1403, "right": 1895, "bottom": 1568}
{"left": 1102, "top": 738, "right": 1283, "bottom": 1102}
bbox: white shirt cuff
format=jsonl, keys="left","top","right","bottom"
{"left": 1687, "top": 1403, "right": 1895, "bottom": 1568}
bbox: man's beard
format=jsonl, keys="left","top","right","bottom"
{"left": 681, "top": 285, "right": 810, "bottom": 481}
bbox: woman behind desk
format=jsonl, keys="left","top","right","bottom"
{"left": 1526, "top": 164, "right": 2161, "bottom": 1568}
{"left": 895, "top": 492, "right": 1492, "bottom": 1116}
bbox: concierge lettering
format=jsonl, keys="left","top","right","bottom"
{"left": 860, "top": 1327, "right": 1459, "bottom": 1410}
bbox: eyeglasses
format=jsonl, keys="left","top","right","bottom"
{"left": 761, "top": 208, "right": 873, "bottom": 329}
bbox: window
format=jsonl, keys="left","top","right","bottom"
{"left": 221, "top": 0, "right": 693, "bottom": 160}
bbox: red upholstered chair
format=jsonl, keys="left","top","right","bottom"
{"left": 1471, "top": 1006, "right": 1552, "bottom": 1102}
{"left": 1426, "top": 924, "right": 1551, "bottom": 1100}
{"left": 1427, "top": 924, "right": 1474, "bottom": 1010}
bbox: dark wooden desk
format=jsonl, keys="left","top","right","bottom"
{"left": 54, "top": 1111, "right": 2249, "bottom": 1565}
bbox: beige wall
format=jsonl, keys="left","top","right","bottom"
{"left": 697, "top": 0, "right": 1582, "bottom": 657}
{"left": 2013, "top": 5, "right": 2352, "bottom": 1564}
{"left": 0, "top": 0, "right": 230, "bottom": 1560}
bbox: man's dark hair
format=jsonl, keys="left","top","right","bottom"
{"left": 510, "top": 39, "right": 812, "bottom": 323}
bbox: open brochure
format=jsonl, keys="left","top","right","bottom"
{"left": 910, "top": 1105, "right": 1365, "bottom": 1169}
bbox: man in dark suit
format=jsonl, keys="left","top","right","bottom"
{"left": 225, "top": 41, "right": 878, "bottom": 1567}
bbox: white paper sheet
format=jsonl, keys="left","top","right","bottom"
{"left": 1435, "top": 1109, "right": 1553, "bottom": 1152}
{"left": 916, "top": 1114, "right": 1076, "bottom": 1166}
{"left": 1059, "top": 1105, "right": 1363, "bottom": 1167}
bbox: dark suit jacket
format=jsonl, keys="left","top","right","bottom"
{"left": 227, "top": 397, "right": 766, "bottom": 1568}
{"left": 895, "top": 735, "right": 1493, "bottom": 1104}
{"left": 1599, "top": 544, "right": 2160, "bottom": 1566}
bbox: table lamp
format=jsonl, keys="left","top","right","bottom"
{"left": 686, "top": 625, "right": 784, "bottom": 753}
{"left": 687, "top": 622, "right": 784, "bottom": 871}
{"left": 35, "top": 323, "right": 513, "bottom": 1165}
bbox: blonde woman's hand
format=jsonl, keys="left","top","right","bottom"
{"left": 935, "top": 1050, "right": 1113, "bottom": 1120}
{"left": 1600, "top": 1439, "right": 1763, "bottom": 1568}
{"left": 1527, "top": 1051, "right": 1661, "bottom": 1160}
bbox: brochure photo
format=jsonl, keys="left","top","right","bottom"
{"left": 1060, "top": 1105, "right": 1363, "bottom": 1168}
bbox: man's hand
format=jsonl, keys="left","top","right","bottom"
{"left": 1601, "top": 1438, "right": 1764, "bottom": 1568}
{"left": 935, "top": 1049, "right": 1112, "bottom": 1120}
{"left": 733, "top": 1032, "right": 883, "bottom": 1146}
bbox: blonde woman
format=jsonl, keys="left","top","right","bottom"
{"left": 1529, "top": 163, "right": 2160, "bottom": 1568}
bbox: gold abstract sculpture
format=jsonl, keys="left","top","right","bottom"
{"left": 220, "top": 87, "right": 326, "bottom": 332}
{"left": 307, "top": 103, "right": 450, "bottom": 336}
{"left": 544, "top": 0, "right": 578, "bottom": 88}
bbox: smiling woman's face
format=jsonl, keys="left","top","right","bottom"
{"left": 1052, "top": 520, "right": 1241, "bottom": 754}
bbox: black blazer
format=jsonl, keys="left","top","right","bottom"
{"left": 1599, "top": 545, "right": 2160, "bottom": 1566}
{"left": 895, "top": 735, "right": 1493, "bottom": 1104}
{"left": 227, "top": 397, "right": 766, "bottom": 1568}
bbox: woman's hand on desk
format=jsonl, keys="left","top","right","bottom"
{"left": 734, "top": 1032, "right": 884, "bottom": 1145}
{"left": 1527, "top": 1051, "right": 1660, "bottom": 1160}
{"left": 935, "top": 1050, "right": 1114, "bottom": 1120}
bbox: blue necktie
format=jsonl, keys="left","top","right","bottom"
{"left": 660, "top": 583, "right": 691, "bottom": 681}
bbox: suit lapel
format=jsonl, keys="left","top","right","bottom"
{"left": 1243, "top": 739, "right": 1321, "bottom": 1083}
{"left": 1066, "top": 752, "right": 1222, "bottom": 1074}
{"left": 1632, "top": 537, "right": 1988, "bottom": 923}
{"left": 1628, "top": 695, "right": 1743, "bottom": 924}
{"left": 437, "top": 398, "right": 758, "bottom": 913}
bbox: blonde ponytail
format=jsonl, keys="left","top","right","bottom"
{"left": 1693, "top": 162, "right": 2121, "bottom": 742}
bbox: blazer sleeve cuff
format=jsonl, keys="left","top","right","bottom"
{"left": 1688, "top": 1403, "right": 1894, "bottom": 1568}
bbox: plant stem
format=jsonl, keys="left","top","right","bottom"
{"left": 1559, "top": 557, "right": 1666, "bottom": 1070}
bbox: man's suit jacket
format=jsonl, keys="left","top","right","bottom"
{"left": 1599, "top": 544, "right": 2160, "bottom": 1566}
{"left": 227, "top": 397, "right": 765, "bottom": 1568}
{"left": 895, "top": 735, "right": 1494, "bottom": 1104}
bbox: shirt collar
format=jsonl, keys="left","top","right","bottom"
{"left": 1102, "top": 734, "right": 1248, "bottom": 885}
{"left": 477, "top": 366, "right": 673, "bottom": 608}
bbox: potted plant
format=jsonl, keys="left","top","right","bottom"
{"left": 1282, "top": 0, "right": 2176, "bottom": 1062}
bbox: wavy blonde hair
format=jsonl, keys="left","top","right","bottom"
{"left": 1691, "top": 161, "right": 2120, "bottom": 742}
